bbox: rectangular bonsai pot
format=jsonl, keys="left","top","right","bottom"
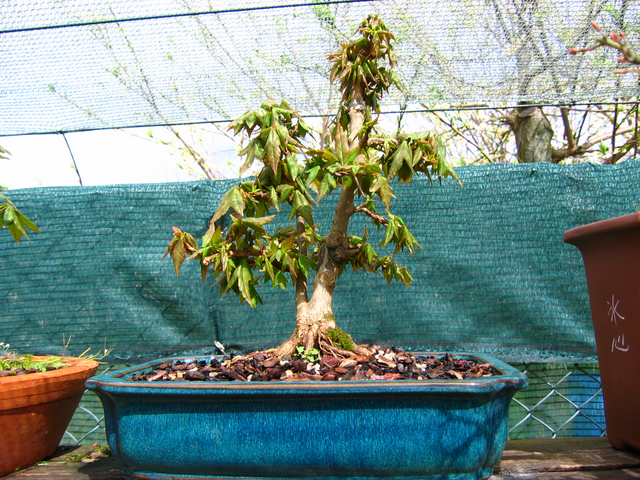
{"left": 87, "top": 353, "right": 527, "bottom": 480}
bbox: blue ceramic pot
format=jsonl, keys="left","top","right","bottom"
{"left": 87, "top": 353, "right": 527, "bottom": 480}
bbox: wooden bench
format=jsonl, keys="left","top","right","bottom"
{"left": 6, "top": 438, "right": 640, "bottom": 479}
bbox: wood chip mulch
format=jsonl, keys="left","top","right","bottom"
{"left": 128, "top": 346, "right": 495, "bottom": 382}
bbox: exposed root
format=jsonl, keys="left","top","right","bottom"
{"left": 272, "top": 326, "right": 369, "bottom": 360}
{"left": 319, "top": 340, "right": 358, "bottom": 360}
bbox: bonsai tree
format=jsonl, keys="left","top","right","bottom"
{"left": 166, "top": 15, "right": 459, "bottom": 358}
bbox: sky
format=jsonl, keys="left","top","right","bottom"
{"left": 1, "top": 111, "right": 432, "bottom": 192}
{"left": 1, "top": 126, "right": 239, "bottom": 191}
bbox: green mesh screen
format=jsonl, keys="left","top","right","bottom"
{"left": 2, "top": 0, "right": 640, "bottom": 136}
{"left": 3, "top": 160, "right": 640, "bottom": 363}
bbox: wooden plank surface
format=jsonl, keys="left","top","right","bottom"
{"left": 6, "top": 437, "right": 640, "bottom": 479}
{"left": 6, "top": 445, "right": 127, "bottom": 480}
{"left": 493, "top": 438, "right": 640, "bottom": 479}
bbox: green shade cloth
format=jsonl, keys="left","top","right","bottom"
{"left": 3, "top": 160, "right": 639, "bottom": 363}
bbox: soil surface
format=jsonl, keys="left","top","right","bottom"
{"left": 0, "top": 366, "right": 60, "bottom": 377}
{"left": 129, "top": 346, "right": 495, "bottom": 382}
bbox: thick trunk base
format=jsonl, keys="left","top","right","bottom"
{"left": 272, "top": 319, "right": 369, "bottom": 360}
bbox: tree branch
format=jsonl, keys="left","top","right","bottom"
{"left": 169, "top": 126, "right": 219, "bottom": 180}
{"left": 560, "top": 107, "right": 577, "bottom": 152}
{"left": 295, "top": 214, "right": 309, "bottom": 313}
{"left": 428, "top": 106, "right": 495, "bottom": 164}
{"left": 354, "top": 204, "right": 389, "bottom": 226}
{"left": 552, "top": 125, "right": 634, "bottom": 162}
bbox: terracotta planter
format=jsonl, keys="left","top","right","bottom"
{"left": 0, "top": 357, "right": 99, "bottom": 476}
{"left": 564, "top": 213, "right": 640, "bottom": 451}
{"left": 87, "top": 353, "right": 528, "bottom": 480}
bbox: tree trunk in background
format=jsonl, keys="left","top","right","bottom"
{"left": 506, "top": 106, "right": 554, "bottom": 163}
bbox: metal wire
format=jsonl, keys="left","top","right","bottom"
{"left": 3, "top": 0, "right": 640, "bottom": 136}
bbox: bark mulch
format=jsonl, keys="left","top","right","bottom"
{"left": 128, "top": 346, "right": 495, "bottom": 382}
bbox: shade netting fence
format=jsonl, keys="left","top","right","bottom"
{"left": 4, "top": 160, "right": 640, "bottom": 364}
{"left": 5, "top": 159, "right": 639, "bottom": 443}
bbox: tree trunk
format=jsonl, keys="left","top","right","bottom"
{"left": 274, "top": 87, "right": 365, "bottom": 358}
{"left": 506, "top": 106, "right": 554, "bottom": 163}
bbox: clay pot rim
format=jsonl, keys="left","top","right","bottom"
{"left": 564, "top": 212, "right": 640, "bottom": 245}
{"left": 0, "top": 356, "right": 99, "bottom": 386}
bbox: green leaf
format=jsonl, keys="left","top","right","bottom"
{"left": 277, "top": 124, "right": 294, "bottom": 147}
{"left": 163, "top": 229, "right": 197, "bottom": 277}
{"left": 363, "top": 243, "right": 376, "bottom": 264}
{"left": 388, "top": 140, "right": 411, "bottom": 179}
{"left": 211, "top": 186, "right": 245, "bottom": 224}
{"left": 434, "top": 136, "right": 462, "bottom": 186}
{"left": 398, "top": 266, "right": 413, "bottom": 287}
{"left": 277, "top": 184, "right": 294, "bottom": 203}
{"left": 297, "top": 255, "right": 316, "bottom": 277}
{"left": 242, "top": 215, "right": 276, "bottom": 235}
{"left": 238, "top": 140, "right": 258, "bottom": 175}
{"left": 7, "top": 222, "right": 26, "bottom": 243}
{"left": 236, "top": 259, "right": 259, "bottom": 307}
{"left": 381, "top": 217, "right": 397, "bottom": 247}
{"left": 291, "top": 190, "right": 314, "bottom": 226}
{"left": 274, "top": 270, "right": 288, "bottom": 290}
{"left": 265, "top": 128, "right": 281, "bottom": 174}
{"left": 1, "top": 195, "right": 40, "bottom": 242}
{"left": 254, "top": 107, "right": 268, "bottom": 127}
{"left": 345, "top": 148, "right": 360, "bottom": 165}
{"left": 285, "top": 155, "right": 300, "bottom": 181}
{"left": 224, "top": 258, "right": 240, "bottom": 294}
{"left": 371, "top": 176, "right": 392, "bottom": 209}
{"left": 436, "top": 135, "right": 446, "bottom": 165}
{"left": 306, "top": 165, "right": 321, "bottom": 185}
{"left": 317, "top": 177, "right": 329, "bottom": 201}
{"left": 15, "top": 211, "right": 39, "bottom": 234}
{"left": 269, "top": 187, "right": 280, "bottom": 211}
{"left": 334, "top": 124, "right": 350, "bottom": 162}
{"left": 264, "top": 258, "right": 276, "bottom": 283}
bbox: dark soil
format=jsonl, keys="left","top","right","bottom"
{"left": 0, "top": 366, "right": 60, "bottom": 377}
{"left": 128, "top": 346, "right": 495, "bottom": 382}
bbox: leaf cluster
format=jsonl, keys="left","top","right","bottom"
{"left": 295, "top": 346, "right": 320, "bottom": 363}
{"left": 327, "top": 15, "right": 402, "bottom": 113}
{"left": 165, "top": 15, "right": 460, "bottom": 308}
{"left": 0, "top": 193, "right": 40, "bottom": 243}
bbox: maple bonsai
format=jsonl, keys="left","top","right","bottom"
{"left": 166, "top": 15, "right": 458, "bottom": 359}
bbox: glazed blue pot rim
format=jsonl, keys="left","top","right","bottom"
{"left": 87, "top": 352, "right": 528, "bottom": 395}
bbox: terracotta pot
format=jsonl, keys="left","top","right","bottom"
{"left": 0, "top": 356, "right": 99, "bottom": 476}
{"left": 564, "top": 213, "right": 640, "bottom": 451}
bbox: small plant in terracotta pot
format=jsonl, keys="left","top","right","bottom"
{"left": 0, "top": 344, "right": 98, "bottom": 476}
{"left": 0, "top": 342, "right": 108, "bottom": 476}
